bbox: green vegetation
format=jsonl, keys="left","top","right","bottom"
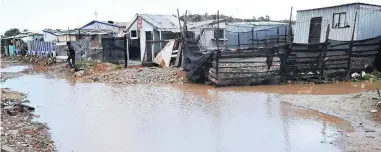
{"left": 75, "top": 60, "right": 99, "bottom": 69}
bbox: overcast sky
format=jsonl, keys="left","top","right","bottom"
{"left": 0, "top": 0, "right": 380, "bottom": 34}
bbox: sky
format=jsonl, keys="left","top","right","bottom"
{"left": 0, "top": 0, "right": 380, "bottom": 34}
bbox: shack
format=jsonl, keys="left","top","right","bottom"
{"left": 80, "top": 20, "right": 129, "bottom": 37}
{"left": 294, "top": 2, "right": 381, "bottom": 43}
{"left": 125, "top": 14, "right": 183, "bottom": 62}
{"left": 188, "top": 20, "right": 289, "bottom": 49}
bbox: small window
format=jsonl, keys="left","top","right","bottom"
{"left": 130, "top": 30, "right": 137, "bottom": 38}
{"left": 214, "top": 29, "right": 224, "bottom": 39}
{"left": 333, "top": 13, "right": 348, "bottom": 28}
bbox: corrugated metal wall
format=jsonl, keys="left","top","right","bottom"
{"left": 195, "top": 24, "right": 289, "bottom": 49}
{"left": 357, "top": 5, "right": 381, "bottom": 40}
{"left": 294, "top": 5, "right": 358, "bottom": 43}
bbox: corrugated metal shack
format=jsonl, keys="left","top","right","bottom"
{"left": 126, "top": 14, "right": 183, "bottom": 62}
{"left": 189, "top": 21, "right": 289, "bottom": 50}
{"left": 294, "top": 2, "right": 381, "bottom": 43}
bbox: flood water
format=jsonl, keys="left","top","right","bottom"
{"left": 1, "top": 65, "right": 369, "bottom": 152}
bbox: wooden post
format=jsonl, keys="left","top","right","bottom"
{"left": 251, "top": 28, "right": 254, "bottom": 51}
{"left": 125, "top": 35, "right": 129, "bottom": 67}
{"left": 277, "top": 26, "right": 280, "bottom": 45}
{"left": 288, "top": 7, "right": 293, "bottom": 42}
{"left": 265, "top": 31, "right": 268, "bottom": 48}
{"left": 256, "top": 33, "right": 259, "bottom": 48}
{"left": 237, "top": 33, "right": 240, "bottom": 48}
{"left": 216, "top": 10, "right": 220, "bottom": 83}
{"left": 347, "top": 11, "right": 358, "bottom": 77}
{"left": 319, "top": 24, "right": 330, "bottom": 77}
{"left": 159, "top": 31, "right": 162, "bottom": 49}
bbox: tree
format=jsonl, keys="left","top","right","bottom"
{"left": 258, "top": 16, "right": 265, "bottom": 21}
{"left": 265, "top": 15, "right": 270, "bottom": 21}
{"left": 4, "top": 28, "right": 21, "bottom": 37}
{"left": 252, "top": 16, "right": 257, "bottom": 20}
{"left": 23, "top": 29, "right": 29, "bottom": 32}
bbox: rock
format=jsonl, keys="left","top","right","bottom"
{"left": 370, "top": 109, "right": 378, "bottom": 113}
{"left": 1, "top": 145, "right": 15, "bottom": 152}
{"left": 8, "top": 130, "right": 18, "bottom": 135}
{"left": 351, "top": 72, "right": 360, "bottom": 78}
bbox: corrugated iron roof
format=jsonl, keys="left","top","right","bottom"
{"left": 126, "top": 14, "right": 183, "bottom": 32}
{"left": 139, "top": 14, "right": 182, "bottom": 30}
{"left": 298, "top": 2, "right": 381, "bottom": 12}
{"left": 43, "top": 29, "right": 114, "bottom": 36}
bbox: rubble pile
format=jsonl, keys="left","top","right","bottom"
{"left": 85, "top": 67, "right": 187, "bottom": 84}
{"left": 0, "top": 72, "right": 25, "bottom": 82}
{"left": 7, "top": 56, "right": 55, "bottom": 66}
{"left": 1, "top": 88, "right": 55, "bottom": 152}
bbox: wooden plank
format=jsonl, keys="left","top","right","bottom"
{"left": 352, "top": 42, "right": 380, "bottom": 47}
{"left": 217, "top": 61, "right": 281, "bottom": 64}
{"left": 219, "top": 70, "right": 278, "bottom": 74}
{"left": 326, "top": 48, "right": 350, "bottom": 52}
{"left": 218, "top": 65, "right": 272, "bottom": 68}
{"left": 174, "top": 42, "right": 183, "bottom": 67}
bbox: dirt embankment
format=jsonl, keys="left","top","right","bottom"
{"left": 1, "top": 88, "right": 55, "bottom": 152}
{"left": 280, "top": 91, "right": 381, "bottom": 152}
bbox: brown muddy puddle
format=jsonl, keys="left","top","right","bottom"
{"left": 2, "top": 74, "right": 358, "bottom": 152}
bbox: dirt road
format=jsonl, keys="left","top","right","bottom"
{"left": 281, "top": 91, "right": 381, "bottom": 152}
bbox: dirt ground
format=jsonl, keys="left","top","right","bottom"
{"left": 280, "top": 91, "right": 381, "bottom": 152}
{"left": 1, "top": 88, "right": 55, "bottom": 152}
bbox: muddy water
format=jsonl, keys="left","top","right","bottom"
{"left": 1, "top": 74, "right": 357, "bottom": 152}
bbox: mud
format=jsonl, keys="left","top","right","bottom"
{"left": 281, "top": 92, "right": 381, "bottom": 152}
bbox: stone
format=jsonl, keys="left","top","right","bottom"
{"left": 370, "top": 109, "right": 378, "bottom": 113}
{"left": 8, "top": 130, "right": 18, "bottom": 135}
{"left": 1, "top": 145, "right": 15, "bottom": 152}
{"left": 351, "top": 72, "right": 360, "bottom": 78}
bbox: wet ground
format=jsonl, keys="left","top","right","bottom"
{"left": 2, "top": 64, "right": 377, "bottom": 152}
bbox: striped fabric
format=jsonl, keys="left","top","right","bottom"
{"left": 27, "top": 40, "right": 56, "bottom": 56}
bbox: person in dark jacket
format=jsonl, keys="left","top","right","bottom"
{"left": 66, "top": 41, "right": 75, "bottom": 68}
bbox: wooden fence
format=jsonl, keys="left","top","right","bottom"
{"left": 210, "top": 37, "right": 381, "bottom": 86}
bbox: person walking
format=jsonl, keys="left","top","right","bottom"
{"left": 66, "top": 41, "right": 75, "bottom": 68}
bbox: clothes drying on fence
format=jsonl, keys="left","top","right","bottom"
{"left": 27, "top": 40, "right": 56, "bottom": 56}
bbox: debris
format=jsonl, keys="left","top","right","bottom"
{"left": 1, "top": 88, "right": 55, "bottom": 152}
{"left": 365, "top": 136, "right": 375, "bottom": 138}
{"left": 1, "top": 145, "right": 15, "bottom": 152}
{"left": 370, "top": 109, "right": 378, "bottom": 113}
{"left": 365, "top": 130, "right": 376, "bottom": 133}
{"left": 351, "top": 72, "right": 360, "bottom": 78}
{"left": 361, "top": 71, "right": 367, "bottom": 77}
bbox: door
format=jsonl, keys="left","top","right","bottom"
{"left": 145, "top": 31, "right": 153, "bottom": 62}
{"left": 308, "top": 17, "right": 322, "bottom": 43}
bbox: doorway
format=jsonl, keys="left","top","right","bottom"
{"left": 145, "top": 31, "right": 153, "bottom": 62}
{"left": 308, "top": 17, "right": 322, "bottom": 43}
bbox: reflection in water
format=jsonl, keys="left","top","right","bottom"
{"left": 172, "top": 82, "right": 381, "bottom": 95}
{"left": 1, "top": 75, "right": 355, "bottom": 152}
{"left": 1, "top": 65, "right": 31, "bottom": 72}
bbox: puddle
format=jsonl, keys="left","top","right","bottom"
{"left": 2, "top": 75, "right": 354, "bottom": 152}
{"left": 1, "top": 65, "right": 31, "bottom": 73}
{"left": 173, "top": 82, "right": 381, "bottom": 95}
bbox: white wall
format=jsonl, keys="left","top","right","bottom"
{"left": 294, "top": 5, "right": 358, "bottom": 43}
{"left": 43, "top": 32, "right": 57, "bottom": 42}
{"left": 127, "top": 17, "right": 155, "bottom": 62}
{"left": 357, "top": 5, "right": 381, "bottom": 40}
